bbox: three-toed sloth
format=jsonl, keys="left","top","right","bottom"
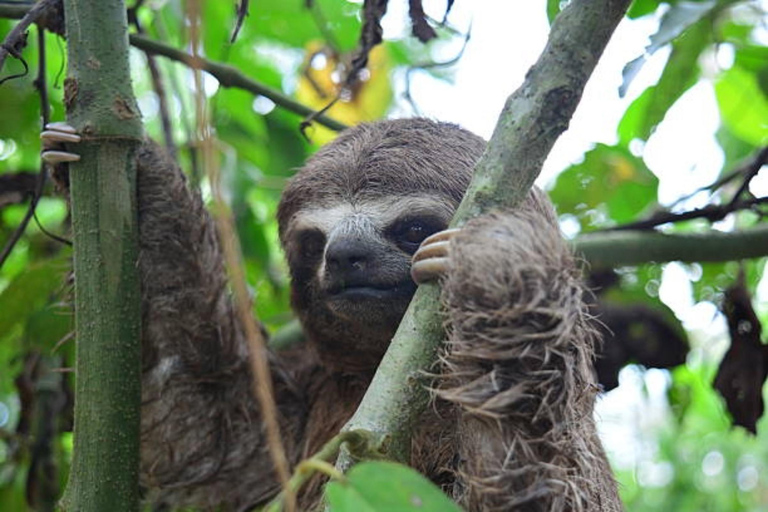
{"left": 47, "top": 118, "right": 621, "bottom": 511}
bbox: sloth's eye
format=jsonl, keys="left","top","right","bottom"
{"left": 297, "top": 229, "right": 326, "bottom": 260}
{"left": 390, "top": 218, "right": 444, "bottom": 253}
{"left": 402, "top": 223, "right": 430, "bottom": 244}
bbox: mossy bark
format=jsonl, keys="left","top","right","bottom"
{"left": 59, "top": 1, "right": 143, "bottom": 510}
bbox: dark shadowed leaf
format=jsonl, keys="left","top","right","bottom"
{"left": 714, "top": 275, "right": 768, "bottom": 434}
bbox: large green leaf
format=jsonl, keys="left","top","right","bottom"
{"left": 549, "top": 144, "right": 658, "bottom": 231}
{"left": 715, "top": 65, "right": 768, "bottom": 146}
{"left": 619, "top": 0, "right": 716, "bottom": 96}
{"left": 618, "top": 18, "right": 709, "bottom": 142}
{"left": 325, "top": 461, "right": 463, "bottom": 512}
{"left": 248, "top": 0, "right": 362, "bottom": 51}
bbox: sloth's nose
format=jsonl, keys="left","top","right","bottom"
{"left": 325, "top": 238, "right": 372, "bottom": 275}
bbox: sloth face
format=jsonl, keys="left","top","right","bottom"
{"left": 275, "top": 119, "right": 485, "bottom": 369}
{"left": 284, "top": 195, "right": 452, "bottom": 325}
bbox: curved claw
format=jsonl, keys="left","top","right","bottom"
{"left": 411, "top": 228, "right": 461, "bottom": 284}
{"left": 42, "top": 150, "right": 81, "bottom": 164}
{"left": 41, "top": 122, "right": 81, "bottom": 164}
{"left": 41, "top": 129, "right": 81, "bottom": 146}
{"left": 46, "top": 122, "right": 78, "bottom": 133}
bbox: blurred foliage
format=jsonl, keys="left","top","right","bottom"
{"left": 0, "top": 0, "right": 766, "bottom": 510}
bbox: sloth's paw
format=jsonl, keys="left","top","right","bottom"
{"left": 41, "top": 122, "right": 81, "bottom": 164}
{"left": 411, "top": 228, "right": 460, "bottom": 284}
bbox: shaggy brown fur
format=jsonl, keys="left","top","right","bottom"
{"left": 119, "top": 119, "right": 621, "bottom": 510}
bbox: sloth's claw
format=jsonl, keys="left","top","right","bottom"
{"left": 411, "top": 228, "right": 461, "bottom": 284}
{"left": 41, "top": 122, "right": 81, "bottom": 163}
{"left": 41, "top": 150, "right": 81, "bottom": 164}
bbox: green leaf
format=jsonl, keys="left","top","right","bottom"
{"left": 618, "top": 19, "right": 708, "bottom": 136}
{"left": 619, "top": 1, "right": 714, "bottom": 96}
{"left": 546, "top": 0, "right": 562, "bottom": 25}
{"left": 627, "top": 0, "right": 661, "bottom": 19}
{"left": 648, "top": 1, "right": 716, "bottom": 53}
{"left": 715, "top": 65, "right": 768, "bottom": 146}
{"left": 326, "top": 461, "right": 463, "bottom": 512}
{"left": 549, "top": 144, "right": 658, "bottom": 231}
{"left": 250, "top": 0, "right": 361, "bottom": 51}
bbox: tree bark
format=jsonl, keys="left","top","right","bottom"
{"left": 338, "top": 0, "right": 633, "bottom": 468}
{"left": 59, "top": 1, "right": 144, "bottom": 511}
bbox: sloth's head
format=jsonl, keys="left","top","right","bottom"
{"left": 278, "top": 118, "right": 485, "bottom": 372}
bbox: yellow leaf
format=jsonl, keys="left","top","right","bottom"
{"left": 297, "top": 42, "right": 393, "bottom": 144}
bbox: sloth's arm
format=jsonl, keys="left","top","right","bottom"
{"left": 43, "top": 129, "right": 306, "bottom": 510}
{"left": 430, "top": 200, "right": 621, "bottom": 511}
{"left": 135, "top": 141, "right": 307, "bottom": 509}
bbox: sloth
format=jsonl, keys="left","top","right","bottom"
{"left": 43, "top": 118, "right": 621, "bottom": 511}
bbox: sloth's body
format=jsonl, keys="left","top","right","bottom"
{"left": 54, "top": 119, "right": 620, "bottom": 510}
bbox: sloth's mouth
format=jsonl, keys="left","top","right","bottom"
{"left": 327, "top": 280, "right": 416, "bottom": 302}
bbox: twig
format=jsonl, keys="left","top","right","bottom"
{"left": 610, "top": 146, "right": 768, "bottom": 231}
{"left": 0, "top": 26, "right": 49, "bottom": 271}
{"left": 127, "top": 5, "right": 177, "bottom": 159}
{"left": 727, "top": 146, "right": 768, "bottom": 207}
{"left": 403, "top": 26, "right": 471, "bottom": 114}
{"left": 129, "top": 34, "right": 347, "bottom": 132}
{"left": 230, "top": 0, "right": 249, "bottom": 43}
{"left": 667, "top": 161, "right": 750, "bottom": 208}
{"left": 605, "top": 196, "right": 768, "bottom": 231}
{"left": 264, "top": 430, "right": 374, "bottom": 512}
{"left": 0, "top": 0, "right": 60, "bottom": 75}
{"left": 150, "top": 14, "right": 201, "bottom": 184}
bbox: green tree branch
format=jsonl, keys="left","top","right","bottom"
{"left": 58, "top": 0, "right": 144, "bottom": 510}
{"left": 574, "top": 224, "right": 768, "bottom": 267}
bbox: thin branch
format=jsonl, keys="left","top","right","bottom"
{"left": 574, "top": 224, "right": 768, "bottom": 266}
{"left": 129, "top": 34, "right": 347, "bottom": 132}
{"left": 610, "top": 146, "right": 768, "bottom": 231}
{"left": 403, "top": 27, "right": 470, "bottom": 114}
{"left": 127, "top": 6, "right": 177, "bottom": 159}
{"left": 230, "top": 0, "right": 249, "bottom": 43}
{"left": 0, "top": 26, "right": 49, "bottom": 271}
{"left": 606, "top": 196, "right": 768, "bottom": 231}
{"left": 264, "top": 430, "right": 375, "bottom": 512}
{"left": 728, "top": 146, "right": 768, "bottom": 206}
{"left": 0, "top": 0, "right": 60, "bottom": 74}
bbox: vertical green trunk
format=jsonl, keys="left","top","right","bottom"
{"left": 59, "top": 1, "right": 143, "bottom": 511}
